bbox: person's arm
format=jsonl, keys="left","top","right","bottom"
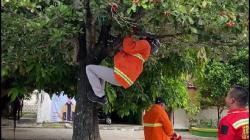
{"left": 218, "top": 119, "right": 235, "bottom": 140}
{"left": 160, "top": 111, "right": 174, "bottom": 137}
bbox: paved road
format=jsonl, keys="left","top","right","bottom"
{"left": 2, "top": 126, "right": 217, "bottom": 140}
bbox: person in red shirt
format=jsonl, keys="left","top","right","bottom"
{"left": 218, "top": 85, "right": 249, "bottom": 140}
{"left": 86, "top": 33, "right": 160, "bottom": 105}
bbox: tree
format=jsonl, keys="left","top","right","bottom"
{"left": 198, "top": 60, "right": 232, "bottom": 124}
{"left": 197, "top": 46, "right": 249, "bottom": 125}
{"left": 1, "top": 0, "right": 248, "bottom": 140}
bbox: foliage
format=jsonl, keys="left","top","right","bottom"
{"left": 228, "top": 47, "right": 249, "bottom": 88}
{"left": 1, "top": 0, "right": 80, "bottom": 99}
{"left": 195, "top": 46, "right": 248, "bottom": 124}
{"left": 2, "top": 0, "right": 248, "bottom": 120}
{"left": 198, "top": 119, "right": 217, "bottom": 129}
{"left": 198, "top": 46, "right": 248, "bottom": 109}
{"left": 199, "top": 60, "right": 232, "bottom": 108}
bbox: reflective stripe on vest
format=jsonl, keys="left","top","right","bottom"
{"left": 228, "top": 110, "right": 248, "bottom": 115}
{"left": 143, "top": 123, "right": 163, "bottom": 127}
{"left": 133, "top": 54, "right": 145, "bottom": 63}
{"left": 114, "top": 67, "right": 133, "bottom": 86}
{"left": 232, "top": 118, "right": 249, "bottom": 129}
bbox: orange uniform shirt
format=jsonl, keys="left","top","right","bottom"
{"left": 143, "top": 104, "right": 174, "bottom": 140}
{"left": 114, "top": 36, "right": 151, "bottom": 89}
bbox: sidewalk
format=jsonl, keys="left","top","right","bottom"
{"left": 2, "top": 118, "right": 216, "bottom": 140}
{"left": 2, "top": 124, "right": 217, "bottom": 140}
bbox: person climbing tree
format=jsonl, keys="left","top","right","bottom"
{"left": 84, "top": 2, "right": 161, "bottom": 105}
{"left": 86, "top": 33, "right": 160, "bottom": 105}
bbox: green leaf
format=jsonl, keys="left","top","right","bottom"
{"left": 178, "top": 5, "right": 187, "bottom": 13}
{"left": 188, "top": 17, "right": 194, "bottom": 24}
{"left": 198, "top": 19, "right": 204, "bottom": 25}
{"left": 131, "top": 4, "right": 137, "bottom": 12}
{"left": 106, "top": 85, "right": 117, "bottom": 105}
{"left": 42, "top": 69, "right": 46, "bottom": 78}
{"left": 1, "top": 68, "right": 8, "bottom": 77}
{"left": 202, "top": 1, "right": 207, "bottom": 8}
{"left": 218, "top": 16, "right": 229, "bottom": 24}
{"left": 190, "top": 27, "right": 198, "bottom": 34}
{"left": 8, "top": 87, "right": 20, "bottom": 102}
{"left": 27, "top": 64, "right": 35, "bottom": 72}
{"left": 141, "top": 3, "right": 148, "bottom": 9}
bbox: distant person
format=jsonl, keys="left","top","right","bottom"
{"left": 218, "top": 85, "right": 249, "bottom": 140}
{"left": 143, "top": 97, "right": 181, "bottom": 140}
{"left": 61, "top": 98, "right": 75, "bottom": 122}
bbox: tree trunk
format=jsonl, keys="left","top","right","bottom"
{"left": 217, "top": 106, "right": 224, "bottom": 126}
{"left": 166, "top": 108, "right": 172, "bottom": 121}
{"left": 72, "top": 63, "right": 101, "bottom": 140}
{"left": 217, "top": 107, "right": 220, "bottom": 126}
{"left": 71, "top": 0, "right": 121, "bottom": 137}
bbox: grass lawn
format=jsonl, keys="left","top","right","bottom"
{"left": 189, "top": 127, "right": 218, "bottom": 137}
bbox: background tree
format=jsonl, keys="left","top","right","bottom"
{"left": 198, "top": 60, "right": 232, "bottom": 124}
{"left": 197, "top": 46, "right": 249, "bottom": 125}
{"left": 1, "top": 0, "right": 248, "bottom": 140}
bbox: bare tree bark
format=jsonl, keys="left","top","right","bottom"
{"left": 72, "top": 0, "right": 101, "bottom": 139}
{"left": 72, "top": 62, "right": 101, "bottom": 140}
{"left": 73, "top": 21, "right": 102, "bottom": 139}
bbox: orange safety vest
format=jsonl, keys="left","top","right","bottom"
{"left": 143, "top": 104, "right": 174, "bottom": 140}
{"left": 114, "top": 36, "right": 151, "bottom": 89}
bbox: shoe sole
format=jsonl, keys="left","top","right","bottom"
{"left": 87, "top": 94, "right": 107, "bottom": 105}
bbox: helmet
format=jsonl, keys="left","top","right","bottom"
{"left": 155, "top": 97, "right": 165, "bottom": 104}
{"left": 144, "top": 32, "right": 161, "bottom": 54}
{"left": 149, "top": 38, "right": 160, "bottom": 54}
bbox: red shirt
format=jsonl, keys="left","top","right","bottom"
{"left": 218, "top": 108, "right": 249, "bottom": 140}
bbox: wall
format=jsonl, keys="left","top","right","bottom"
{"left": 172, "top": 107, "right": 228, "bottom": 129}
{"left": 172, "top": 109, "right": 190, "bottom": 129}
{"left": 22, "top": 91, "right": 38, "bottom": 113}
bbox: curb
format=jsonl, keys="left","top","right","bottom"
{"left": 2, "top": 123, "right": 144, "bottom": 131}
{"left": 100, "top": 125, "right": 144, "bottom": 131}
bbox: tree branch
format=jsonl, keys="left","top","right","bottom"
{"left": 77, "top": 23, "right": 87, "bottom": 63}
{"left": 204, "top": 40, "right": 248, "bottom": 47}
{"left": 85, "top": 4, "right": 149, "bottom": 64}
{"left": 156, "top": 32, "right": 185, "bottom": 38}
{"left": 89, "top": 34, "right": 122, "bottom": 64}
{"left": 96, "top": 23, "right": 112, "bottom": 47}
{"left": 131, "top": 7, "right": 145, "bottom": 23}
{"left": 161, "top": 38, "right": 248, "bottom": 50}
{"left": 105, "top": 36, "right": 123, "bottom": 57}
{"left": 84, "top": 0, "right": 93, "bottom": 56}
{"left": 87, "top": 4, "right": 124, "bottom": 64}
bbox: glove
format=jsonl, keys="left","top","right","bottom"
{"left": 171, "top": 132, "right": 182, "bottom": 140}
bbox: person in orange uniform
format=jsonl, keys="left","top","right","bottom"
{"left": 86, "top": 34, "right": 160, "bottom": 105}
{"left": 143, "top": 97, "right": 181, "bottom": 140}
{"left": 218, "top": 85, "right": 249, "bottom": 140}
